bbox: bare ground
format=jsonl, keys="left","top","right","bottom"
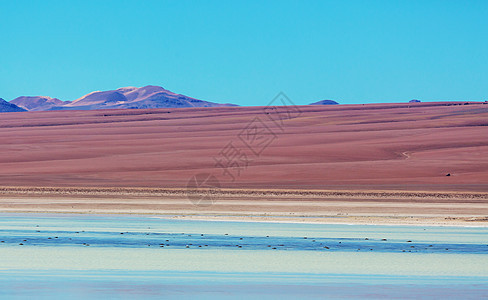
{"left": 1, "top": 186, "right": 487, "bottom": 226}
{"left": 1, "top": 102, "right": 487, "bottom": 225}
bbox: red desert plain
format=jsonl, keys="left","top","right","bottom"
{"left": 0, "top": 101, "right": 487, "bottom": 225}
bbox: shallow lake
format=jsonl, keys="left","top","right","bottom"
{"left": 0, "top": 213, "right": 487, "bottom": 299}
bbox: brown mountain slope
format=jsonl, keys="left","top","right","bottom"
{"left": 0, "top": 101, "right": 487, "bottom": 191}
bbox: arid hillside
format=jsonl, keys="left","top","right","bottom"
{"left": 0, "top": 102, "right": 487, "bottom": 191}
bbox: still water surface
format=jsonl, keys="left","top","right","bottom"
{"left": 0, "top": 213, "right": 487, "bottom": 299}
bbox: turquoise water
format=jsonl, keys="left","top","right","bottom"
{"left": 1, "top": 213, "right": 487, "bottom": 299}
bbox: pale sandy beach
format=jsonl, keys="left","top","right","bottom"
{"left": 1, "top": 186, "right": 486, "bottom": 226}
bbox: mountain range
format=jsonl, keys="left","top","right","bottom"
{"left": 2, "top": 85, "right": 341, "bottom": 112}
{"left": 3, "top": 85, "right": 238, "bottom": 112}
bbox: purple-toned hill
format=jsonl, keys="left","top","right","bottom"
{"left": 0, "top": 98, "right": 26, "bottom": 113}
{"left": 309, "top": 99, "right": 339, "bottom": 105}
{"left": 10, "top": 96, "right": 64, "bottom": 111}
{"left": 60, "top": 85, "right": 237, "bottom": 110}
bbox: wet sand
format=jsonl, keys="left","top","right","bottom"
{"left": 1, "top": 186, "right": 487, "bottom": 226}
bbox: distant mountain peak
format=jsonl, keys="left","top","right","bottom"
{"left": 67, "top": 90, "right": 127, "bottom": 107}
{"left": 56, "top": 85, "right": 236, "bottom": 111}
{"left": 0, "top": 98, "right": 26, "bottom": 113}
{"left": 10, "top": 96, "right": 62, "bottom": 111}
{"left": 309, "top": 99, "right": 339, "bottom": 105}
{"left": 115, "top": 86, "right": 138, "bottom": 93}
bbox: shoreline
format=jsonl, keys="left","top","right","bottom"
{"left": 2, "top": 210, "right": 488, "bottom": 228}
{"left": 164, "top": 214, "right": 488, "bottom": 227}
{"left": 1, "top": 186, "right": 487, "bottom": 227}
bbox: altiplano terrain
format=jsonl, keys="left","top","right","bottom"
{"left": 0, "top": 101, "right": 487, "bottom": 191}
{"left": 1, "top": 101, "right": 487, "bottom": 223}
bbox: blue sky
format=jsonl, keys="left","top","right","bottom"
{"left": 1, "top": 0, "right": 487, "bottom": 106}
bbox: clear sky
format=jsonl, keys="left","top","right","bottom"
{"left": 1, "top": 0, "right": 487, "bottom": 106}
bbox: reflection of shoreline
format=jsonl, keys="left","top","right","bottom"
{"left": 1, "top": 186, "right": 487, "bottom": 227}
